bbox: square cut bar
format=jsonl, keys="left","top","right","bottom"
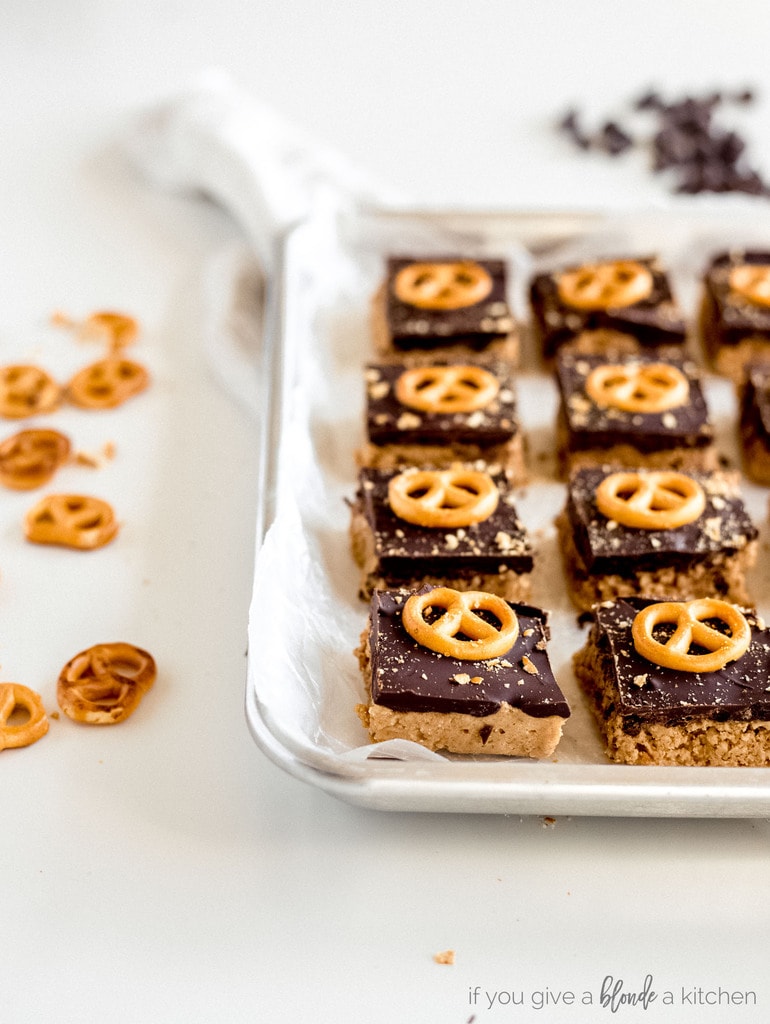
{"left": 699, "top": 250, "right": 770, "bottom": 381}
{"left": 371, "top": 257, "right": 518, "bottom": 363}
{"left": 356, "top": 588, "right": 570, "bottom": 757}
{"left": 554, "top": 350, "right": 716, "bottom": 477}
{"left": 739, "top": 362, "right": 770, "bottom": 484}
{"left": 573, "top": 597, "right": 770, "bottom": 766}
{"left": 357, "top": 361, "right": 525, "bottom": 482}
{"left": 556, "top": 467, "right": 758, "bottom": 611}
{"left": 349, "top": 466, "right": 533, "bottom": 601}
{"left": 529, "top": 255, "right": 687, "bottom": 361}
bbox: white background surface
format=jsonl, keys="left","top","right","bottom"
{"left": 3, "top": 3, "right": 770, "bottom": 1023}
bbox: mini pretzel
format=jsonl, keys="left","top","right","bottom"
{"left": 728, "top": 264, "right": 770, "bottom": 308}
{"left": 585, "top": 362, "right": 689, "bottom": 413}
{"left": 67, "top": 357, "right": 149, "bottom": 410}
{"left": 388, "top": 467, "right": 499, "bottom": 528}
{"left": 557, "top": 259, "right": 654, "bottom": 310}
{"left": 0, "top": 364, "right": 61, "bottom": 419}
{"left": 0, "top": 683, "right": 49, "bottom": 751}
{"left": 595, "top": 471, "right": 706, "bottom": 530}
{"left": 395, "top": 364, "right": 499, "bottom": 414}
{"left": 632, "top": 599, "right": 751, "bottom": 673}
{"left": 0, "top": 428, "right": 71, "bottom": 490}
{"left": 53, "top": 309, "right": 139, "bottom": 351}
{"left": 24, "top": 494, "right": 119, "bottom": 550}
{"left": 57, "top": 642, "right": 156, "bottom": 724}
{"left": 393, "top": 260, "right": 493, "bottom": 310}
{"left": 402, "top": 587, "right": 519, "bottom": 660}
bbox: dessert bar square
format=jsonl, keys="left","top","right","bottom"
{"left": 699, "top": 250, "right": 770, "bottom": 380}
{"left": 356, "top": 587, "right": 570, "bottom": 757}
{"left": 554, "top": 350, "right": 716, "bottom": 476}
{"left": 556, "top": 466, "right": 758, "bottom": 611}
{"left": 739, "top": 361, "right": 770, "bottom": 484}
{"left": 529, "top": 255, "right": 687, "bottom": 360}
{"left": 350, "top": 465, "right": 533, "bottom": 601}
{"left": 573, "top": 596, "right": 770, "bottom": 766}
{"left": 371, "top": 257, "right": 518, "bottom": 363}
{"left": 357, "top": 360, "right": 525, "bottom": 482}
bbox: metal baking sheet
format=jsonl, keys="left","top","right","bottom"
{"left": 245, "top": 204, "right": 770, "bottom": 816}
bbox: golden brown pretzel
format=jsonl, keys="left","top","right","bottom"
{"left": 0, "top": 428, "right": 71, "bottom": 490}
{"left": 557, "top": 259, "right": 654, "bottom": 310}
{"left": 595, "top": 471, "right": 706, "bottom": 530}
{"left": 0, "top": 364, "right": 61, "bottom": 419}
{"left": 728, "top": 264, "right": 770, "bottom": 308}
{"left": 393, "top": 260, "right": 493, "bottom": 310}
{"left": 67, "top": 357, "right": 149, "bottom": 410}
{"left": 395, "top": 364, "right": 499, "bottom": 414}
{"left": 24, "top": 494, "right": 119, "bottom": 550}
{"left": 585, "top": 362, "right": 689, "bottom": 413}
{"left": 402, "top": 587, "right": 519, "bottom": 660}
{"left": 83, "top": 311, "right": 139, "bottom": 349}
{"left": 388, "top": 467, "right": 499, "bottom": 528}
{"left": 0, "top": 683, "right": 49, "bottom": 750}
{"left": 632, "top": 599, "right": 751, "bottom": 673}
{"left": 57, "top": 642, "right": 156, "bottom": 724}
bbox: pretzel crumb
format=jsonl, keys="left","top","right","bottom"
{"left": 433, "top": 949, "right": 455, "bottom": 965}
{"left": 521, "top": 655, "right": 539, "bottom": 675}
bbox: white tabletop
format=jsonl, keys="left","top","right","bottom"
{"left": 3, "top": 3, "right": 770, "bottom": 1023}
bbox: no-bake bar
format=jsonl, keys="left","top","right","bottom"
{"left": 530, "top": 256, "right": 687, "bottom": 360}
{"left": 350, "top": 464, "right": 533, "bottom": 600}
{"left": 554, "top": 350, "right": 716, "bottom": 476}
{"left": 556, "top": 466, "right": 758, "bottom": 611}
{"left": 574, "top": 596, "right": 770, "bottom": 766}
{"left": 357, "top": 360, "right": 525, "bottom": 481}
{"left": 356, "top": 586, "right": 570, "bottom": 757}
{"left": 699, "top": 250, "right": 770, "bottom": 380}
{"left": 371, "top": 257, "right": 518, "bottom": 363}
{"left": 739, "top": 361, "right": 770, "bottom": 484}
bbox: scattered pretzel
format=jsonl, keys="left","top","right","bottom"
{"left": 585, "top": 361, "right": 689, "bottom": 413}
{"left": 52, "top": 309, "right": 139, "bottom": 351}
{"left": 728, "top": 263, "right": 770, "bottom": 308}
{"left": 595, "top": 471, "right": 706, "bottom": 530}
{"left": 57, "top": 642, "right": 156, "bottom": 725}
{"left": 395, "top": 364, "right": 499, "bottom": 414}
{"left": 67, "top": 357, "right": 149, "bottom": 410}
{"left": 557, "top": 259, "right": 654, "bottom": 310}
{"left": 0, "top": 364, "right": 61, "bottom": 419}
{"left": 0, "top": 683, "right": 49, "bottom": 750}
{"left": 402, "top": 587, "right": 519, "bottom": 660}
{"left": 0, "top": 428, "right": 71, "bottom": 490}
{"left": 24, "top": 494, "right": 119, "bottom": 550}
{"left": 632, "top": 599, "right": 751, "bottom": 673}
{"left": 388, "top": 467, "right": 499, "bottom": 528}
{"left": 393, "top": 260, "right": 493, "bottom": 310}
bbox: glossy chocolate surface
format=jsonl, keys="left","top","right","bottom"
{"left": 356, "top": 467, "right": 533, "bottom": 581}
{"left": 590, "top": 597, "right": 770, "bottom": 724}
{"left": 385, "top": 257, "right": 514, "bottom": 349}
{"left": 556, "top": 351, "right": 713, "bottom": 453}
{"left": 365, "top": 361, "right": 518, "bottom": 447}
{"left": 530, "top": 256, "right": 686, "bottom": 357}
{"left": 369, "top": 588, "right": 569, "bottom": 719}
{"left": 566, "top": 466, "right": 757, "bottom": 574}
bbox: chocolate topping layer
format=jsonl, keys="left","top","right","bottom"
{"left": 740, "top": 362, "right": 770, "bottom": 442}
{"left": 556, "top": 351, "right": 713, "bottom": 453}
{"left": 369, "top": 588, "right": 569, "bottom": 719}
{"left": 365, "top": 361, "right": 518, "bottom": 448}
{"left": 385, "top": 257, "right": 514, "bottom": 349}
{"left": 590, "top": 597, "right": 770, "bottom": 725}
{"left": 566, "top": 466, "right": 757, "bottom": 574}
{"left": 702, "top": 251, "right": 770, "bottom": 355}
{"left": 530, "top": 256, "right": 686, "bottom": 357}
{"left": 356, "top": 467, "right": 533, "bottom": 581}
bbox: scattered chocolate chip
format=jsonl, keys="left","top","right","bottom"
{"left": 559, "top": 86, "right": 767, "bottom": 198}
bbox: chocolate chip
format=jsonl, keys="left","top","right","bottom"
{"left": 599, "top": 121, "right": 633, "bottom": 155}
